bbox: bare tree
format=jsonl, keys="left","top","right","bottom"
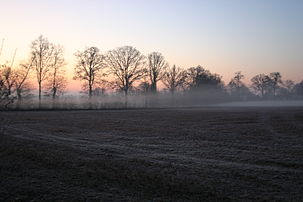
{"left": 14, "top": 57, "right": 35, "bottom": 104}
{"left": 283, "top": 79, "right": 295, "bottom": 94}
{"left": 0, "top": 43, "right": 17, "bottom": 109}
{"left": 162, "top": 65, "right": 187, "bottom": 94}
{"left": 269, "top": 72, "right": 282, "bottom": 96}
{"left": 147, "top": 52, "right": 168, "bottom": 93}
{"left": 0, "top": 64, "right": 15, "bottom": 96}
{"left": 228, "top": 72, "right": 244, "bottom": 90}
{"left": 0, "top": 65, "right": 15, "bottom": 109}
{"left": 74, "top": 47, "right": 106, "bottom": 98}
{"left": 228, "top": 71, "right": 246, "bottom": 91}
{"left": 31, "top": 35, "right": 55, "bottom": 103}
{"left": 106, "top": 46, "right": 147, "bottom": 98}
{"left": 294, "top": 80, "right": 303, "bottom": 97}
{"left": 138, "top": 81, "right": 150, "bottom": 94}
{"left": 251, "top": 74, "right": 271, "bottom": 97}
{"left": 45, "top": 45, "right": 66, "bottom": 100}
{"left": 185, "top": 65, "right": 206, "bottom": 88}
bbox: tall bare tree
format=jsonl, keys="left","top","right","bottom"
{"left": 228, "top": 72, "right": 244, "bottom": 89}
{"left": 283, "top": 79, "right": 295, "bottom": 94}
{"left": 45, "top": 45, "right": 66, "bottom": 100}
{"left": 31, "top": 35, "right": 55, "bottom": 103}
{"left": 251, "top": 74, "right": 271, "bottom": 97}
{"left": 147, "top": 52, "right": 168, "bottom": 93}
{"left": 294, "top": 80, "right": 303, "bottom": 97}
{"left": 269, "top": 72, "right": 282, "bottom": 96}
{"left": 106, "top": 46, "right": 146, "bottom": 97}
{"left": 74, "top": 47, "right": 106, "bottom": 98}
{"left": 228, "top": 72, "right": 246, "bottom": 93}
{"left": 162, "top": 65, "right": 187, "bottom": 94}
{"left": 14, "top": 57, "right": 35, "bottom": 103}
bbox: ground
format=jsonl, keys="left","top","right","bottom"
{"left": 0, "top": 107, "right": 303, "bottom": 201}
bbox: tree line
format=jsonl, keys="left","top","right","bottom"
{"left": 1, "top": 35, "right": 303, "bottom": 109}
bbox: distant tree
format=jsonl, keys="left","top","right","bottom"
{"left": 0, "top": 64, "right": 15, "bottom": 96}
{"left": 74, "top": 47, "right": 106, "bottom": 98}
{"left": 0, "top": 65, "right": 15, "bottom": 109}
{"left": 147, "top": 52, "right": 168, "bottom": 93}
{"left": 251, "top": 74, "right": 272, "bottom": 97}
{"left": 14, "top": 57, "right": 35, "bottom": 104}
{"left": 45, "top": 45, "right": 66, "bottom": 100}
{"left": 186, "top": 65, "right": 223, "bottom": 91}
{"left": 138, "top": 81, "right": 150, "bottom": 94}
{"left": 0, "top": 43, "right": 17, "bottom": 109}
{"left": 269, "top": 72, "right": 282, "bottom": 96}
{"left": 92, "top": 87, "right": 106, "bottom": 96}
{"left": 31, "top": 35, "right": 56, "bottom": 103}
{"left": 162, "top": 65, "right": 187, "bottom": 94}
{"left": 106, "top": 46, "right": 146, "bottom": 98}
{"left": 0, "top": 76, "right": 9, "bottom": 109}
{"left": 185, "top": 65, "right": 205, "bottom": 89}
{"left": 228, "top": 72, "right": 245, "bottom": 91}
{"left": 294, "top": 80, "right": 303, "bottom": 97}
{"left": 283, "top": 79, "right": 295, "bottom": 95}
{"left": 228, "top": 71, "right": 251, "bottom": 99}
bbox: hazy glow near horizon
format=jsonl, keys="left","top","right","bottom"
{"left": 1, "top": 0, "right": 303, "bottom": 91}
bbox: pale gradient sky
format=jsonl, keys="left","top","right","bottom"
{"left": 1, "top": 0, "right": 303, "bottom": 91}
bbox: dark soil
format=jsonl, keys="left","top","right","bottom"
{"left": 1, "top": 107, "right": 303, "bottom": 201}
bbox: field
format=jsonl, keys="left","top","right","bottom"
{"left": 1, "top": 107, "right": 303, "bottom": 201}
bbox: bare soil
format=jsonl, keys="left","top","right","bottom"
{"left": 1, "top": 107, "right": 303, "bottom": 201}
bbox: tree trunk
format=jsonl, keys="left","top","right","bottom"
{"left": 16, "top": 90, "right": 22, "bottom": 109}
{"left": 170, "top": 89, "right": 175, "bottom": 106}
{"left": 89, "top": 84, "right": 92, "bottom": 98}
{"left": 38, "top": 82, "right": 42, "bottom": 108}
{"left": 124, "top": 89, "right": 128, "bottom": 108}
{"left": 52, "top": 87, "right": 57, "bottom": 109}
{"left": 88, "top": 84, "right": 93, "bottom": 109}
{"left": 150, "top": 82, "right": 157, "bottom": 93}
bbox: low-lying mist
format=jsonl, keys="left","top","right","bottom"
{"left": 7, "top": 91, "right": 303, "bottom": 110}
{"left": 215, "top": 100, "right": 303, "bottom": 107}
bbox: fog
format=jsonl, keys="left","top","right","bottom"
{"left": 214, "top": 100, "right": 303, "bottom": 107}
{"left": 6, "top": 90, "right": 303, "bottom": 110}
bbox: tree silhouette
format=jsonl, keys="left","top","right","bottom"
{"left": 0, "top": 64, "right": 15, "bottom": 96}
{"left": 74, "top": 47, "right": 106, "bottom": 98}
{"left": 162, "top": 65, "right": 187, "bottom": 94}
{"left": 269, "top": 72, "right": 282, "bottom": 96}
{"left": 45, "top": 45, "right": 66, "bottom": 100}
{"left": 31, "top": 35, "right": 56, "bottom": 104}
{"left": 251, "top": 74, "right": 271, "bottom": 97}
{"left": 228, "top": 71, "right": 251, "bottom": 99}
{"left": 283, "top": 79, "right": 295, "bottom": 95}
{"left": 186, "top": 65, "right": 223, "bottom": 91}
{"left": 14, "top": 57, "right": 35, "bottom": 106}
{"left": 106, "top": 46, "right": 146, "bottom": 102}
{"left": 0, "top": 65, "right": 15, "bottom": 109}
{"left": 294, "top": 80, "right": 303, "bottom": 97}
{"left": 228, "top": 72, "right": 244, "bottom": 90}
{"left": 147, "top": 52, "right": 168, "bottom": 93}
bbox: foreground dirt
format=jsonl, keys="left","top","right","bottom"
{"left": 1, "top": 107, "right": 303, "bottom": 201}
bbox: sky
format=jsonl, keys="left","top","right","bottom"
{"left": 1, "top": 0, "right": 303, "bottom": 91}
